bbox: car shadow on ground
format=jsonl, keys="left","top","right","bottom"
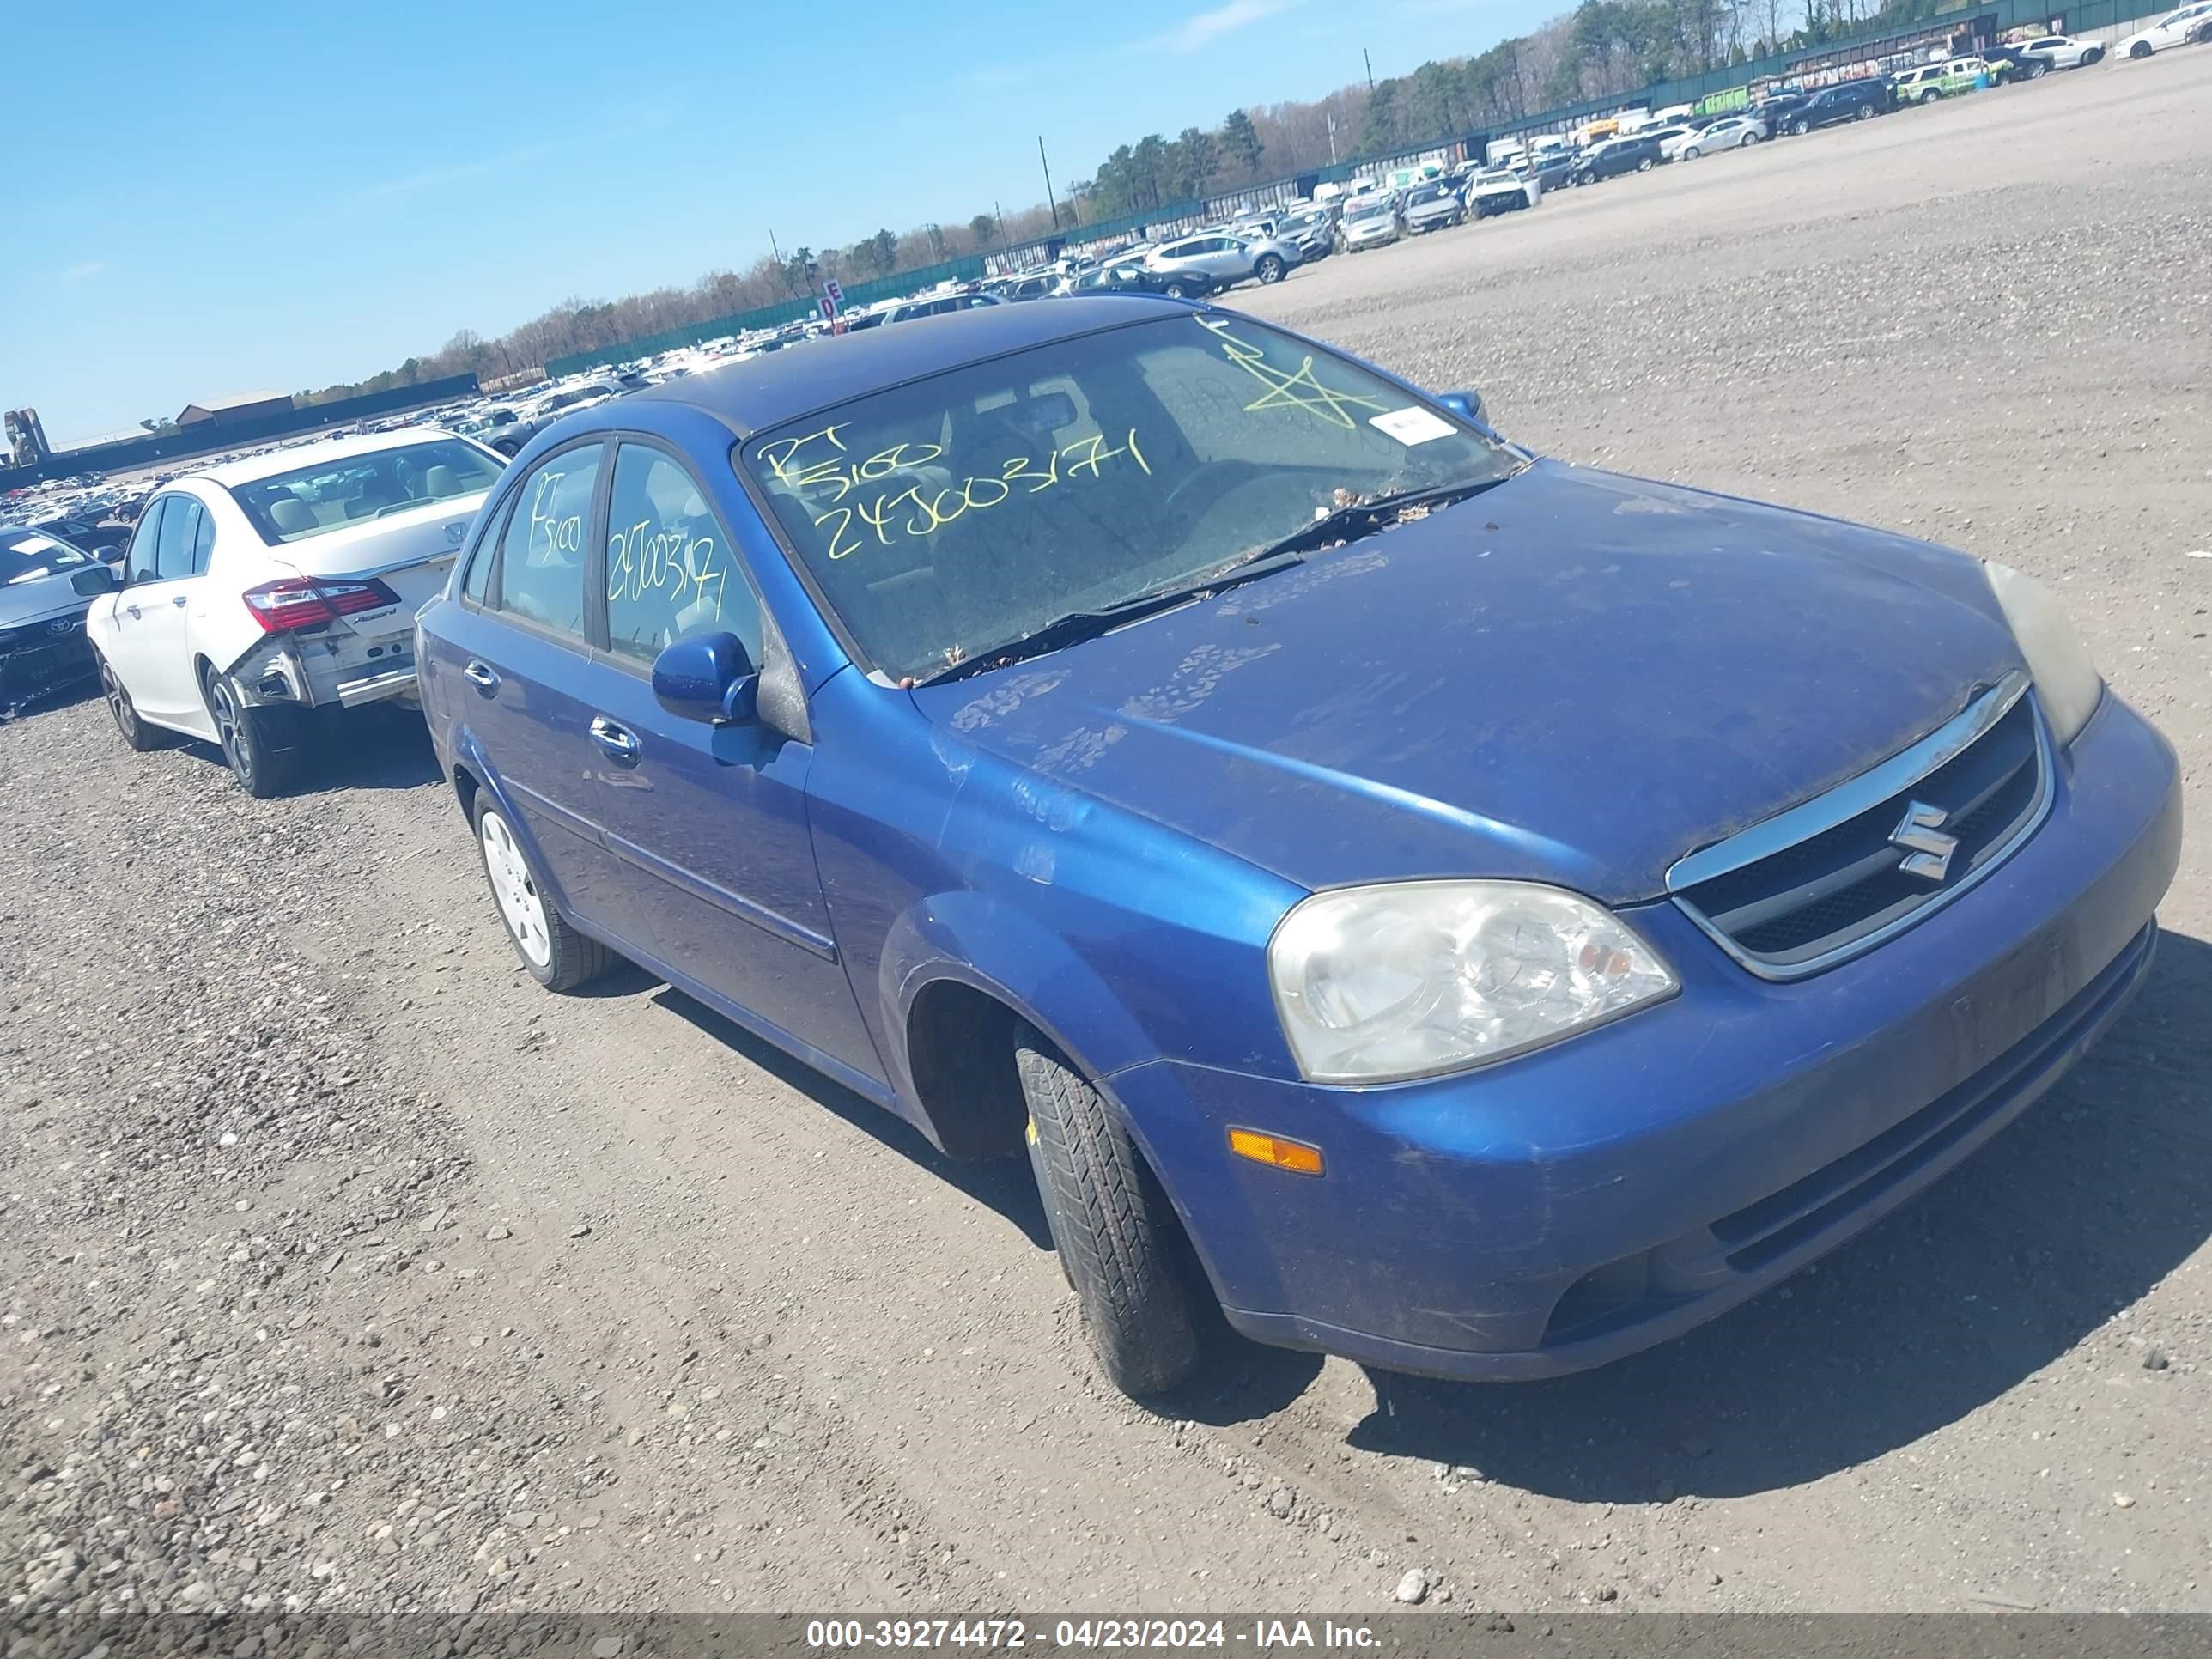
{"left": 179, "top": 704, "right": 447, "bottom": 795}
{"left": 1187, "top": 929, "right": 2212, "bottom": 1493}
{"left": 647, "top": 982, "right": 1058, "bottom": 1254}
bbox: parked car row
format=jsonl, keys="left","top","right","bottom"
{"left": 60, "top": 297, "right": 2180, "bottom": 1407}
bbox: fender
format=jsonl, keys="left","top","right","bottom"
{"left": 881, "top": 890, "right": 1162, "bottom": 1106}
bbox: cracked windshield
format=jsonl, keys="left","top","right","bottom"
{"left": 742, "top": 313, "right": 1516, "bottom": 681}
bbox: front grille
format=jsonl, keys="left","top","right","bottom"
{"left": 1670, "top": 677, "right": 2051, "bottom": 977}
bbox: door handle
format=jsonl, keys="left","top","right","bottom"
{"left": 172, "top": 594, "right": 189, "bottom": 608}
{"left": 125, "top": 603, "right": 142, "bottom": 620}
{"left": 588, "top": 716, "right": 641, "bottom": 763}
{"left": 462, "top": 660, "right": 500, "bottom": 692}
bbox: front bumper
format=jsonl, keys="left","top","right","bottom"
{"left": 0, "top": 617, "right": 95, "bottom": 702}
{"left": 1110, "top": 691, "right": 2181, "bottom": 1381}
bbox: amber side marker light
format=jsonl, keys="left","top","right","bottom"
{"left": 1228, "top": 1127, "right": 1325, "bottom": 1176}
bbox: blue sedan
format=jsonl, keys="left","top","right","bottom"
{"left": 415, "top": 298, "right": 2180, "bottom": 1398}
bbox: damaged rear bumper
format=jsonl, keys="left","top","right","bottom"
{"left": 1107, "top": 692, "right": 2180, "bottom": 1382}
{"left": 233, "top": 616, "right": 420, "bottom": 712}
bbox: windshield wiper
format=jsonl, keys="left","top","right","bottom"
{"left": 914, "top": 551, "right": 1308, "bottom": 687}
{"left": 1245, "top": 477, "right": 1505, "bottom": 565}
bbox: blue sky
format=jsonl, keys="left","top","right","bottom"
{"left": 4, "top": 0, "right": 1535, "bottom": 447}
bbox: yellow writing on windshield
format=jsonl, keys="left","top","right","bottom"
{"left": 1202, "top": 319, "right": 1391, "bottom": 429}
{"left": 811, "top": 428, "right": 1150, "bottom": 560}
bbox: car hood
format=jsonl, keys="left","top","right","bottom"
{"left": 0, "top": 566, "right": 99, "bottom": 628}
{"left": 912, "top": 460, "right": 2022, "bottom": 903}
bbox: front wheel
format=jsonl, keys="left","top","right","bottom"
{"left": 98, "top": 652, "right": 171, "bottom": 751}
{"left": 2083, "top": 46, "right": 2104, "bottom": 63}
{"left": 1793, "top": 118, "right": 1811, "bottom": 135}
{"left": 1018, "top": 1024, "right": 1200, "bottom": 1398}
{"left": 1162, "top": 281, "right": 1190, "bottom": 299}
{"left": 475, "top": 798, "right": 614, "bottom": 991}
{"left": 204, "top": 669, "right": 301, "bottom": 798}
{"left": 1683, "top": 146, "right": 1702, "bottom": 160}
{"left": 2129, "top": 40, "right": 2152, "bottom": 57}
{"left": 1255, "top": 254, "right": 1285, "bottom": 284}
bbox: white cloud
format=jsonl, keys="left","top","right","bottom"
{"left": 1152, "top": 0, "right": 1297, "bottom": 52}
{"left": 60, "top": 261, "right": 106, "bottom": 280}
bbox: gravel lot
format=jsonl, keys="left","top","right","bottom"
{"left": 5, "top": 53, "right": 2209, "bottom": 1627}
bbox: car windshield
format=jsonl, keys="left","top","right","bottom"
{"left": 1409, "top": 184, "right": 1452, "bottom": 204}
{"left": 740, "top": 313, "right": 1522, "bottom": 683}
{"left": 1, "top": 530, "right": 92, "bottom": 584}
{"left": 229, "top": 437, "right": 503, "bottom": 544}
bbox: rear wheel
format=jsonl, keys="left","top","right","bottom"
{"left": 474, "top": 797, "right": 614, "bottom": 991}
{"left": 2028, "top": 59, "right": 2048, "bottom": 77}
{"left": 1856, "top": 103, "right": 1875, "bottom": 118}
{"left": 204, "top": 668, "right": 301, "bottom": 798}
{"left": 1018, "top": 1023, "right": 1200, "bottom": 1399}
{"left": 98, "top": 652, "right": 170, "bottom": 751}
{"left": 2083, "top": 46, "right": 2104, "bottom": 63}
{"left": 1636, "top": 155, "right": 1655, "bottom": 171}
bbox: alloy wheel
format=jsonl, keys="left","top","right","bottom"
{"left": 100, "top": 657, "right": 135, "bottom": 738}
{"left": 481, "top": 811, "right": 553, "bottom": 969}
{"left": 209, "top": 677, "right": 251, "bottom": 787}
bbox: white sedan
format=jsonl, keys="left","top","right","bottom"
{"left": 2017, "top": 31, "right": 2107, "bottom": 66}
{"left": 88, "top": 428, "right": 504, "bottom": 795}
{"left": 1679, "top": 115, "right": 1768, "bottom": 158}
{"left": 2119, "top": 1, "right": 2212, "bottom": 55}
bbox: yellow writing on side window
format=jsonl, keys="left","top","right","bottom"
{"left": 808, "top": 428, "right": 1151, "bottom": 561}
{"left": 605, "top": 516, "right": 727, "bottom": 622}
{"left": 527, "top": 470, "right": 585, "bottom": 560}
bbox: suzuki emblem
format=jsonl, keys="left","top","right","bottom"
{"left": 1891, "top": 800, "right": 1959, "bottom": 883}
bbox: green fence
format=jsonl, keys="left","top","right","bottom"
{"left": 543, "top": 0, "right": 2171, "bottom": 380}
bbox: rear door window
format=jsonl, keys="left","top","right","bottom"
{"left": 492, "top": 444, "right": 602, "bottom": 643}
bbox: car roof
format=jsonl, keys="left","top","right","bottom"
{"left": 625, "top": 297, "right": 1188, "bottom": 438}
{"left": 190, "top": 426, "right": 464, "bottom": 487}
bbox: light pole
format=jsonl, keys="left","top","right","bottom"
{"left": 1039, "top": 136, "right": 1061, "bottom": 232}
{"left": 1364, "top": 48, "right": 1376, "bottom": 95}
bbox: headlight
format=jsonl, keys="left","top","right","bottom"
{"left": 1267, "top": 880, "right": 1677, "bottom": 1085}
{"left": 1982, "top": 562, "right": 2103, "bottom": 745}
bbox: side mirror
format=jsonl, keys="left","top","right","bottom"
{"left": 1437, "top": 389, "right": 1490, "bottom": 431}
{"left": 71, "top": 563, "right": 122, "bottom": 596}
{"left": 651, "top": 630, "right": 757, "bottom": 725}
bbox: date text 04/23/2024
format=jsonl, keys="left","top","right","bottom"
{"left": 803, "top": 1620, "right": 1383, "bottom": 1650}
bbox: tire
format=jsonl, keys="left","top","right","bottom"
{"left": 1683, "top": 146, "right": 1701, "bottom": 160}
{"left": 473, "top": 796, "right": 614, "bottom": 992}
{"left": 1856, "top": 102, "right": 1875, "bottom": 118}
{"left": 1793, "top": 118, "right": 1811, "bottom": 135}
{"left": 203, "top": 667, "right": 301, "bottom": 798}
{"left": 1636, "top": 155, "right": 1655, "bottom": 171}
{"left": 1163, "top": 281, "right": 1190, "bottom": 299}
{"left": 2084, "top": 46, "right": 2104, "bottom": 64}
{"left": 97, "top": 651, "right": 170, "bottom": 751}
{"left": 1255, "top": 254, "right": 1285, "bottom": 284}
{"left": 2130, "top": 40, "right": 2151, "bottom": 57}
{"left": 1016, "top": 1023, "right": 1200, "bottom": 1398}
{"left": 1746, "top": 129, "right": 1763, "bottom": 143}
{"left": 2028, "top": 60, "right": 2048, "bottom": 77}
